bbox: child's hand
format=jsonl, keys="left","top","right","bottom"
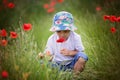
{"left": 38, "top": 52, "right": 44, "bottom": 59}
{"left": 46, "top": 51, "right": 51, "bottom": 56}
{"left": 60, "top": 48, "right": 70, "bottom": 56}
{"left": 37, "top": 51, "right": 53, "bottom": 61}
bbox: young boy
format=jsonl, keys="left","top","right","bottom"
{"left": 39, "top": 11, "right": 88, "bottom": 73}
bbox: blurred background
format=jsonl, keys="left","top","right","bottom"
{"left": 0, "top": 0, "right": 120, "bottom": 80}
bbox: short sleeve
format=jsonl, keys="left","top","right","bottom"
{"left": 74, "top": 35, "right": 84, "bottom": 52}
{"left": 44, "top": 37, "right": 54, "bottom": 55}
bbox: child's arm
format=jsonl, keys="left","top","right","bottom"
{"left": 60, "top": 49, "right": 80, "bottom": 56}
{"left": 37, "top": 51, "right": 53, "bottom": 61}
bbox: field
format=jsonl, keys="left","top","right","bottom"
{"left": 0, "top": 0, "right": 120, "bottom": 80}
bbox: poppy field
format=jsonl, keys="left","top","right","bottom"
{"left": 0, "top": 0, "right": 120, "bottom": 80}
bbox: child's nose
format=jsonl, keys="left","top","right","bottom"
{"left": 60, "top": 32, "right": 66, "bottom": 37}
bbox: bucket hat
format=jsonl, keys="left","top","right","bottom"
{"left": 50, "top": 11, "right": 77, "bottom": 32}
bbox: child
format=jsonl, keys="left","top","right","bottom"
{"left": 39, "top": 11, "right": 88, "bottom": 74}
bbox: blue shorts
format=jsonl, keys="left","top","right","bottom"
{"left": 49, "top": 52, "right": 88, "bottom": 71}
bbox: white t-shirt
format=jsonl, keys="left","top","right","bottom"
{"left": 44, "top": 31, "right": 84, "bottom": 64}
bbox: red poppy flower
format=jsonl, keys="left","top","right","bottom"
{"left": 57, "top": 0, "right": 64, "bottom": 3}
{"left": 3, "top": 0, "right": 8, "bottom": 4}
{"left": 47, "top": 7, "right": 55, "bottom": 13}
{"left": 110, "top": 27, "right": 116, "bottom": 33}
{"left": 0, "top": 29, "right": 7, "bottom": 37}
{"left": 43, "top": 3, "right": 49, "bottom": 9}
{"left": 117, "top": 16, "right": 120, "bottom": 22}
{"left": 23, "top": 23, "right": 32, "bottom": 31}
{"left": 3, "top": 0, "right": 8, "bottom": 7}
{"left": 10, "top": 31, "right": 18, "bottom": 39}
{"left": 103, "top": 15, "right": 110, "bottom": 21}
{"left": 1, "top": 70, "right": 8, "bottom": 78}
{"left": 96, "top": 6, "right": 102, "bottom": 11}
{"left": 110, "top": 15, "right": 117, "bottom": 22}
{"left": 50, "top": 1, "right": 56, "bottom": 7}
{"left": 56, "top": 37, "right": 65, "bottom": 43}
{"left": 7, "top": 2, "right": 15, "bottom": 8}
{"left": 0, "top": 39, "right": 8, "bottom": 46}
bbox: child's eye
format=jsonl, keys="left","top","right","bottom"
{"left": 56, "top": 31, "right": 61, "bottom": 33}
{"left": 64, "top": 31, "right": 67, "bottom": 33}
{"left": 64, "top": 30, "right": 70, "bottom": 33}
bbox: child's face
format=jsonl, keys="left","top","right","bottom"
{"left": 56, "top": 30, "right": 70, "bottom": 40}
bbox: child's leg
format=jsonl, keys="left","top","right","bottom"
{"left": 73, "top": 57, "right": 86, "bottom": 74}
{"left": 68, "top": 52, "right": 88, "bottom": 73}
{"left": 73, "top": 52, "right": 88, "bottom": 73}
{"left": 48, "top": 52, "right": 88, "bottom": 72}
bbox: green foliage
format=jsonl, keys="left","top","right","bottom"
{"left": 0, "top": 0, "right": 120, "bottom": 80}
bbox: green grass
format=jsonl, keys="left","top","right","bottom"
{"left": 0, "top": 0, "right": 120, "bottom": 80}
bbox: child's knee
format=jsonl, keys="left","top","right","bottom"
{"left": 76, "top": 52, "right": 88, "bottom": 61}
{"left": 78, "top": 57, "right": 86, "bottom": 67}
{"left": 74, "top": 57, "right": 86, "bottom": 72}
